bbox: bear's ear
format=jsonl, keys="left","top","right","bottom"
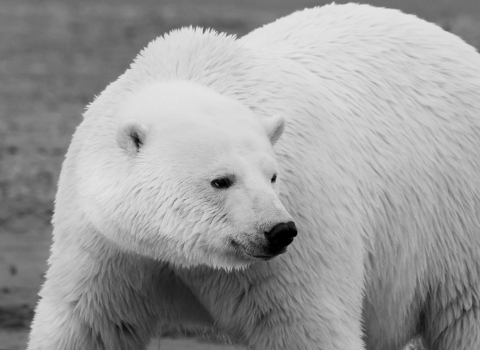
{"left": 261, "top": 115, "right": 285, "bottom": 145}
{"left": 116, "top": 120, "right": 149, "bottom": 156}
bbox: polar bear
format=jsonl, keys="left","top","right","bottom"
{"left": 28, "top": 3, "right": 480, "bottom": 350}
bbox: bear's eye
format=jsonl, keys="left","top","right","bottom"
{"left": 271, "top": 174, "right": 277, "bottom": 183}
{"left": 211, "top": 177, "right": 233, "bottom": 189}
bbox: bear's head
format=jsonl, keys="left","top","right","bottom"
{"left": 77, "top": 81, "right": 296, "bottom": 269}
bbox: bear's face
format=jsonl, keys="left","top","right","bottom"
{"left": 79, "top": 81, "right": 295, "bottom": 269}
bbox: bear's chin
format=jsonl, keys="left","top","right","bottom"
{"left": 159, "top": 247, "right": 258, "bottom": 271}
{"left": 182, "top": 246, "right": 277, "bottom": 271}
{"left": 165, "top": 238, "right": 286, "bottom": 270}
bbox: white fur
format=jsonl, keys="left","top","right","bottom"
{"left": 29, "top": 3, "right": 480, "bottom": 350}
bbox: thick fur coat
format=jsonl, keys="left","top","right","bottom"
{"left": 28, "top": 3, "right": 480, "bottom": 350}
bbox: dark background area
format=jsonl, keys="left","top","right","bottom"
{"left": 0, "top": 0, "right": 479, "bottom": 349}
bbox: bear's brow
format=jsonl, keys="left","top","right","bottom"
{"left": 210, "top": 171, "right": 236, "bottom": 180}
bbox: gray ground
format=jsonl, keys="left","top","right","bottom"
{"left": 0, "top": 0, "right": 479, "bottom": 349}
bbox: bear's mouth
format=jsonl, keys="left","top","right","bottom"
{"left": 230, "top": 240, "right": 287, "bottom": 261}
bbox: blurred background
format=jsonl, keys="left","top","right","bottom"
{"left": 0, "top": 0, "right": 479, "bottom": 349}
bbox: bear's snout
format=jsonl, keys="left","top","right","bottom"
{"left": 264, "top": 221, "right": 297, "bottom": 253}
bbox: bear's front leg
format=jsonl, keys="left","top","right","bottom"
{"left": 27, "top": 237, "right": 160, "bottom": 350}
{"left": 27, "top": 231, "right": 214, "bottom": 350}
{"left": 177, "top": 242, "right": 366, "bottom": 350}
{"left": 245, "top": 265, "right": 366, "bottom": 350}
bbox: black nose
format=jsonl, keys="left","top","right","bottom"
{"left": 264, "top": 221, "right": 297, "bottom": 250}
